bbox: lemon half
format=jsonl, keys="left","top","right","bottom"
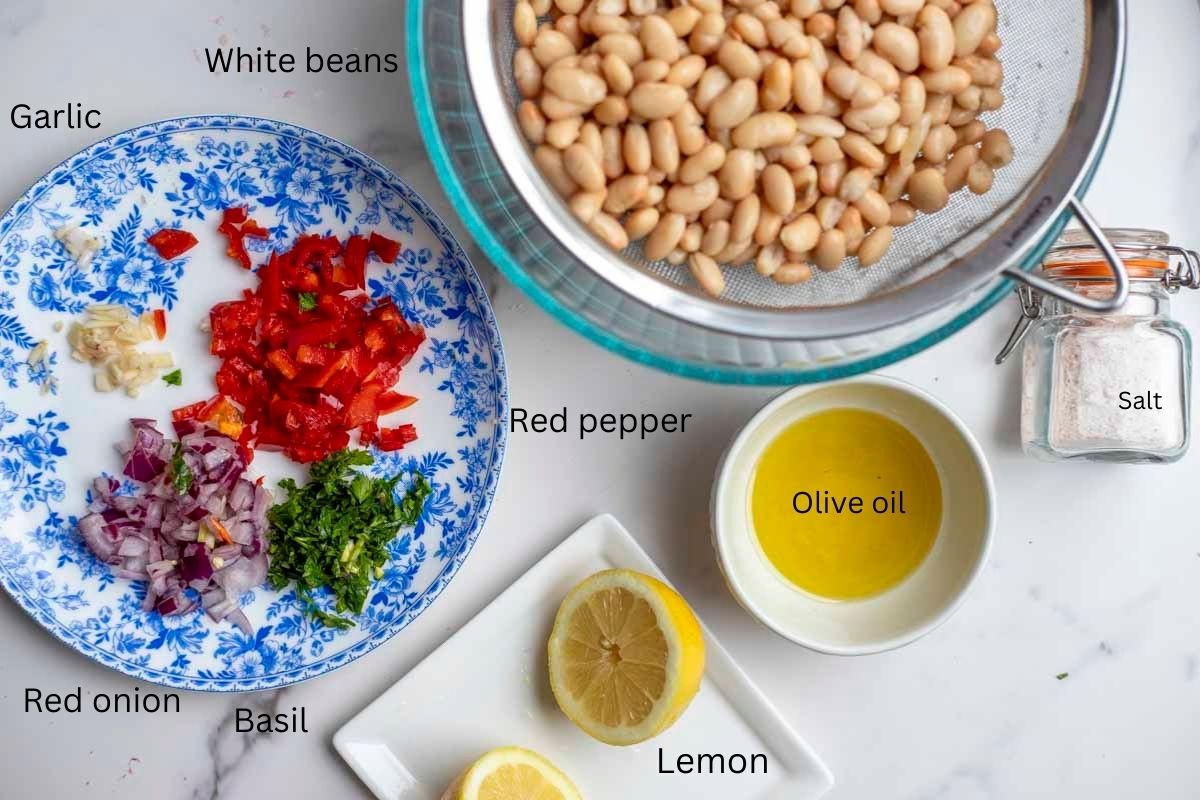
{"left": 547, "top": 569, "right": 705, "bottom": 746}
{"left": 440, "top": 747, "right": 582, "bottom": 800}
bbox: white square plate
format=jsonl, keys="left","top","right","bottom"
{"left": 334, "top": 514, "right": 834, "bottom": 799}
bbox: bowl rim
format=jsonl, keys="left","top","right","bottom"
{"left": 405, "top": 0, "right": 1119, "bottom": 383}
{"left": 458, "top": 0, "right": 1125, "bottom": 343}
{"left": 710, "top": 375, "right": 997, "bottom": 656}
{"left": 410, "top": 0, "right": 1123, "bottom": 383}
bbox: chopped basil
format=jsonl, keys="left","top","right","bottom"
{"left": 162, "top": 368, "right": 183, "bottom": 386}
{"left": 298, "top": 292, "right": 318, "bottom": 311}
{"left": 170, "top": 442, "right": 194, "bottom": 494}
{"left": 266, "top": 449, "right": 431, "bottom": 629}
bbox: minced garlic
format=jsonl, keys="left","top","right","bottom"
{"left": 53, "top": 223, "right": 105, "bottom": 268}
{"left": 26, "top": 339, "right": 49, "bottom": 367}
{"left": 27, "top": 338, "right": 58, "bottom": 395}
{"left": 67, "top": 304, "right": 174, "bottom": 397}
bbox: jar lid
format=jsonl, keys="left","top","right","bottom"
{"left": 996, "top": 230, "right": 1200, "bottom": 365}
{"left": 1044, "top": 228, "right": 1170, "bottom": 280}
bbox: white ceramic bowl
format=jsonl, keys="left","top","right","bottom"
{"left": 712, "top": 376, "right": 996, "bottom": 655}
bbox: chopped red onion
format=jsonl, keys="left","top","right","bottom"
{"left": 78, "top": 420, "right": 271, "bottom": 633}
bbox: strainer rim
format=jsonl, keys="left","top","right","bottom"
{"left": 409, "top": 0, "right": 1121, "bottom": 383}
{"left": 460, "top": 0, "right": 1124, "bottom": 341}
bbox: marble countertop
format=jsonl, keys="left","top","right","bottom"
{"left": 3, "top": 1, "right": 1199, "bottom": 798}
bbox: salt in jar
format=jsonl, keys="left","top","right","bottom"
{"left": 1003, "top": 229, "right": 1198, "bottom": 463}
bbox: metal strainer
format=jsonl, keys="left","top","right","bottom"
{"left": 409, "top": 0, "right": 1126, "bottom": 381}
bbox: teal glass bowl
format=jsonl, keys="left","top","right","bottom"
{"left": 406, "top": 0, "right": 1115, "bottom": 385}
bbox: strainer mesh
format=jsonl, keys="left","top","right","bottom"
{"left": 488, "top": 1, "right": 1084, "bottom": 309}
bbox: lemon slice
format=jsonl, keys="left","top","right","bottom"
{"left": 547, "top": 568, "right": 705, "bottom": 746}
{"left": 440, "top": 747, "right": 582, "bottom": 800}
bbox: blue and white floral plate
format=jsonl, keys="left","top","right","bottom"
{"left": 0, "top": 116, "right": 507, "bottom": 691}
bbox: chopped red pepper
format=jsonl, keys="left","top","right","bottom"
{"left": 377, "top": 391, "right": 418, "bottom": 414}
{"left": 376, "top": 424, "right": 418, "bottom": 451}
{"left": 369, "top": 232, "right": 401, "bottom": 264}
{"left": 206, "top": 516, "right": 234, "bottom": 546}
{"left": 359, "top": 420, "right": 379, "bottom": 446}
{"left": 152, "top": 309, "right": 168, "bottom": 340}
{"left": 218, "top": 207, "right": 269, "bottom": 270}
{"left": 328, "top": 266, "right": 356, "bottom": 291}
{"left": 294, "top": 343, "right": 334, "bottom": 367}
{"left": 241, "top": 220, "right": 270, "bottom": 240}
{"left": 172, "top": 400, "right": 210, "bottom": 423}
{"left": 179, "top": 209, "right": 426, "bottom": 463}
{"left": 345, "top": 383, "right": 384, "bottom": 428}
{"left": 222, "top": 207, "right": 248, "bottom": 225}
{"left": 147, "top": 228, "right": 198, "bottom": 260}
{"left": 259, "top": 252, "right": 282, "bottom": 313}
{"left": 287, "top": 319, "right": 340, "bottom": 351}
{"left": 221, "top": 229, "right": 251, "bottom": 269}
{"left": 344, "top": 235, "right": 369, "bottom": 289}
{"left": 266, "top": 349, "right": 300, "bottom": 380}
{"left": 172, "top": 395, "right": 244, "bottom": 439}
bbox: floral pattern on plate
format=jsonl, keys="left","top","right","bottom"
{"left": 0, "top": 116, "right": 507, "bottom": 691}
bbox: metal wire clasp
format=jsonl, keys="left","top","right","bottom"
{"left": 1157, "top": 245, "right": 1200, "bottom": 293}
{"left": 994, "top": 285, "right": 1042, "bottom": 365}
{"left": 994, "top": 244, "right": 1200, "bottom": 365}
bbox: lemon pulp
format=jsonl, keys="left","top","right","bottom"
{"left": 750, "top": 408, "right": 942, "bottom": 600}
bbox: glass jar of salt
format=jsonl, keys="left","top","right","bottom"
{"left": 1002, "top": 229, "right": 1199, "bottom": 463}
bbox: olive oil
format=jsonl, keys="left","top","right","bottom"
{"left": 749, "top": 408, "right": 942, "bottom": 600}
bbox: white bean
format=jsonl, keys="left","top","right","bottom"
{"left": 544, "top": 66, "right": 607, "bottom": 107}
{"left": 718, "top": 149, "right": 757, "bottom": 199}
{"left": 718, "top": 39, "right": 764, "bottom": 81}
{"left": 628, "top": 82, "right": 689, "bottom": 119}
{"left": 604, "top": 174, "right": 649, "bottom": 214}
{"left": 780, "top": 214, "right": 821, "bottom": 253}
{"left": 908, "top": 167, "right": 949, "bottom": 212}
{"left": 645, "top": 212, "right": 687, "bottom": 259}
{"left": 701, "top": 221, "right": 731, "bottom": 256}
{"left": 967, "top": 160, "right": 995, "bottom": 194}
{"left": 640, "top": 15, "right": 681, "bottom": 63}
{"left": 954, "top": 3, "right": 996, "bottom": 58}
{"left": 624, "top": 207, "right": 660, "bottom": 239}
{"left": 773, "top": 261, "right": 814, "bottom": 284}
{"left": 679, "top": 142, "right": 727, "bottom": 184}
{"left": 858, "top": 225, "right": 893, "bottom": 267}
{"left": 731, "top": 195, "right": 762, "bottom": 243}
{"left": 518, "top": 101, "right": 547, "bottom": 144}
{"left": 569, "top": 190, "right": 605, "bottom": 223}
{"left": 756, "top": 242, "right": 785, "bottom": 277}
{"left": 762, "top": 164, "right": 797, "bottom": 215}
{"left": 535, "top": 145, "right": 578, "bottom": 196}
{"left": 688, "top": 252, "right": 726, "bottom": 296}
{"left": 546, "top": 116, "right": 583, "bottom": 149}
{"left": 980, "top": 129, "right": 1013, "bottom": 167}
{"left": 917, "top": 5, "right": 955, "bottom": 70}
{"left": 733, "top": 113, "right": 799, "bottom": 149}
{"left": 666, "top": 176, "right": 720, "bottom": 214}
{"left": 836, "top": 7, "right": 865, "bottom": 62}
{"left": 532, "top": 29, "right": 576, "bottom": 68}
{"left": 623, "top": 124, "right": 652, "bottom": 174}
{"left": 589, "top": 211, "right": 629, "bottom": 250}
{"left": 873, "top": 22, "right": 920, "bottom": 72}
{"left": 514, "top": 48, "right": 543, "bottom": 98}
{"left": 812, "top": 228, "right": 848, "bottom": 271}
{"left": 708, "top": 79, "right": 760, "bottom": 129}
{"left": 648, "top": 119, "right": 680, "bottom": 174}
